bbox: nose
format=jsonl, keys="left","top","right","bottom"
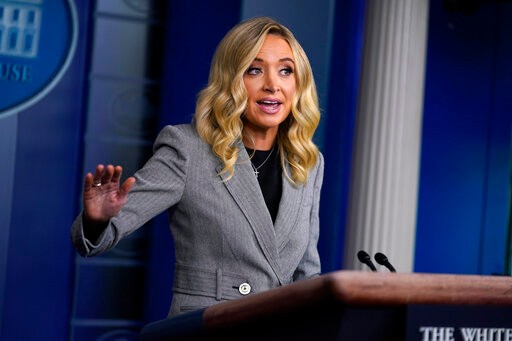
{"left": 263, "top": 72, "right": 279, "bottom": 93}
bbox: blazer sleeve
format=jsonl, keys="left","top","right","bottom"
{"left": 71, "top": 124, "right": 192, "bottom": 257}
{"left": 292, "top": 152, "right": 324, "bottom": 281}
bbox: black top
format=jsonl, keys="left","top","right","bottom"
{"left": 246, "top": 146, "right": 282, "bottom": 223}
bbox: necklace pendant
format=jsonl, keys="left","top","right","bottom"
{"left": 249, "top": 144, "right": 274, "bottom": 179}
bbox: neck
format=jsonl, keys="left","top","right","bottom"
{"left": 242, "top": 127, "right": 277, "bottom": 150}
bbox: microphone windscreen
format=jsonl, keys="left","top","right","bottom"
{"left": 374, "top": 252, "right": 388, "bottom": 265}
{"left": 357, "top": 250, "right": 371, "bottom": 263}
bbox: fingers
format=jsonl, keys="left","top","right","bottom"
{"left": 92, "top": 164, "right": 104, "bottom": 186}
{"left": 111, "top": 165, "right": 123, "bottom": 184}
{"left": 84, "top": 172, "right": 94, "bottom": 191}
{"left": 100, "top": 165, "right": 115, "bottom": 185}
{"left": 88, "top": 164, "right": 126, "bottom": 189}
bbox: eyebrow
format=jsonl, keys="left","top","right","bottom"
{"left": 254, "top": 57, "right": 295, "bottom": 64}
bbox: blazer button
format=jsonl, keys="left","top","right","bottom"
{"left": 238, "top": 282, "right": 251, "bottom": 295}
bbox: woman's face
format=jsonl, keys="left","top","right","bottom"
{"left": 242, "top": 34, "right": 296, "bottom": 146}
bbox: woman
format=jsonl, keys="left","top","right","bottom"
{"left": 71, "top": 16, "right": 324, "bottom": 317}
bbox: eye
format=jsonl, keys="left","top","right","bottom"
{"left": 246, "top": 67, "right": 262, "bottom": 75}
{"left": 280, "top": 67, "right": 294, "bottom": 76}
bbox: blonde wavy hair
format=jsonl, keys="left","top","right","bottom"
{"left": 194, "top": 16, "right": 320, "bottom": 185}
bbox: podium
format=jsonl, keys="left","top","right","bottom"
{"left": 140, "top": 271, "right": 512, "bottom": 340}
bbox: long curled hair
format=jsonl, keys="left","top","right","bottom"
{"left": 194, "top": 16, "right": 320, "bottom": 184}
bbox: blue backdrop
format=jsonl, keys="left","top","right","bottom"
{"left": 415, "top": 0, "right": 512, "bottom": 275}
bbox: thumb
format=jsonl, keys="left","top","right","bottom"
{"left": 119, "top": 177, "right": 136, "bottom": 198}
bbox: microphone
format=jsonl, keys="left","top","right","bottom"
{"left": 374, "top": 252, "right": 396, "bottom": 272}
{"left": 357, "top": 250, "right": 377, "bottom": 272}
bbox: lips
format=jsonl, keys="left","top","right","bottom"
{"left": 256, "top": 98, "right": 282, "bottom": 114}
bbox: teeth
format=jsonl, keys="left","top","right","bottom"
{"left": 260, "top": 100, "right": 279, "bottom": 105}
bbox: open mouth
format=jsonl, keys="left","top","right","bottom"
{"left": 257, "top": 100, "right": 282, "bottom": 106}
{"left": 256, "top": 99, "right": 282, "bottom": 114}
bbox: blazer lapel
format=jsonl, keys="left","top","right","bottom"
{"left": 274, "top": 166, "right": 304, "bottom": 251}
{"left": 216, "top": 144, "right": 285, "bottom": 283}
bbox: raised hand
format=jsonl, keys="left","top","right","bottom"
{"left": 83, "top": 164, "right": 135, "bottom": 224}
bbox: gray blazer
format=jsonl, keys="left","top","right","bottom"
{"left": 71, "top": 123, "right": 324, "bottom": 317}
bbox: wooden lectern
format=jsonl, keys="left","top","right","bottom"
{"left": 140, "top": 271, "right": 512, "bottom": 340}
